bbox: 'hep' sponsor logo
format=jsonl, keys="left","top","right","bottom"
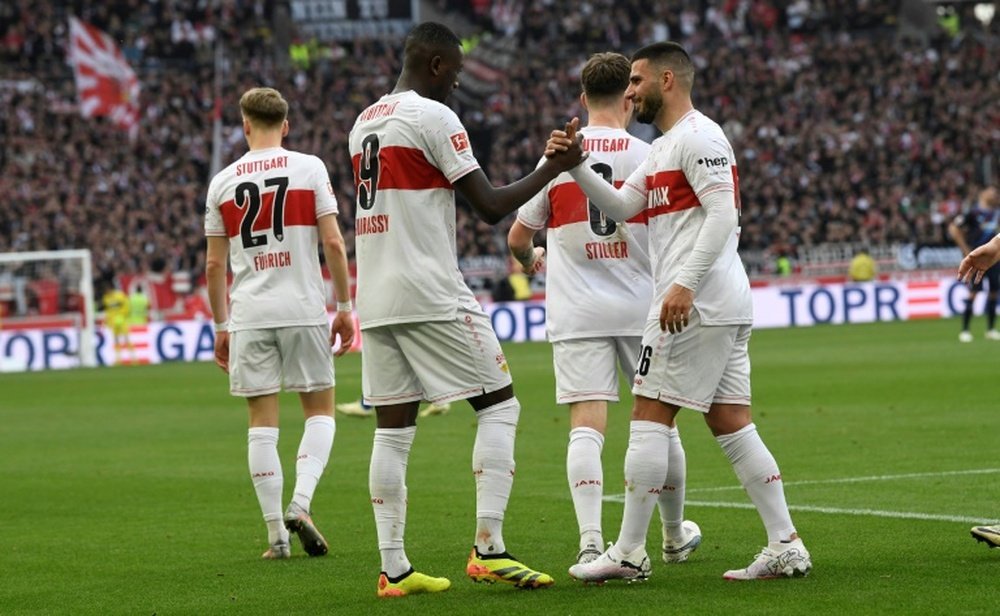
{"left": 697, "top": 156, "right": 729, "bottom": 168}
{"left": 450, "top": 131, "right": 470, "bottom": 152}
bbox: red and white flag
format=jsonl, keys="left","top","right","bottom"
{"left": 67, "top": 17, "right": 140, "bottom": 138}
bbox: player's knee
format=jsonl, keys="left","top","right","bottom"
{"left": 705, "top": 404, "right": 752, "bottom": 436}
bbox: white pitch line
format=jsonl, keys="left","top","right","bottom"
{"left": 685, "top": 468, "right": 1000, "bottom": 494}
{"left": 600, "top": 496, "right": 997, "bottom": 524}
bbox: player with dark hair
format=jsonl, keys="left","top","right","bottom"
{"left": 349, "top": 22, "right": 585, "bottom": 597}
{"left": 547, "top": 41, "right": 811, "bottom": 582}
{"left": 205, "top": 87, "right": 355, "bottom": 560}
{"left": 508, "top": 51, "right": 700, "bottom": 571}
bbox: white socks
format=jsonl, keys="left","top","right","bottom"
{"left": 716, "top": 423, "right": 796, "bottom": 543}
{"left": 616, "top": 421, "right": 673, "bottom": 554}
{"left": 567, "top": 427, "right": 605, "bottom": 549}
{"left": 370, "top": 426, "right": 416, "bottom": 578}
{"left": 291, "top": 415, "right": 335, "bottom": 513}
{"left": 659, "top": 425, "right": 687, "bottom": 538}
{"left": 247, "top": 427, "right": 287, "bottom": 545}
{"left": 473, "top": 398, "right": 520, "bottom": 555}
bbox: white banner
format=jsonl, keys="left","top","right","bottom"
{"left": 0, "top": 274, "right": 980, "bottom": 372}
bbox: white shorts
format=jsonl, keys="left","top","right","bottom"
{"left": 361, "top": 305, "right": 513, "bottom": 406}
{"left": 229, "top": 325, "right": 334, "bottom": 397}
{"left": 552, "top": 336, "right": 641, "bottom": 404}
{"left": 631, "top": 310, "right": 751, "bottom": 412}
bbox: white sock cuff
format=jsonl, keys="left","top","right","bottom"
{"left": 477, "top": 397, "right": 520, "bottom": 425}
{"left": 715, "top": 422, "right": 756, "bottom": 446}
{"left": 569, "top": 426, "right": 605, "bottom": 448}
{"left": 630, "top": 420, "right": 674, "bottom": 436}
{"left": 304, "top": 415, "right": 335, "bottom": 430}
{"left": 374, "top": 426, "right": 417, "bottom": 437}
{"left": 248, "top": 427, "right": 279, "bottom": 444}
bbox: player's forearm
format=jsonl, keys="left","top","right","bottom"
{"left": 458, "top": 162, "right": 563, "bottom": 225}
{"left": 568, "top": 164, "right": 645, "bottom": 221}
{"left": 205, "top": 264, "right": 229, "bottom": 324}
{"left": 674, "top": 189, "right": 738, "bottom": 292}
{"left": 205, "top": 237, "right": 230, "bottom": 324}
{"left": 948, "top": 224, "right": 970, "bottom": 255}
{"left": 322, "top": 235, "right": 352, "bottom": 308}
{"left": 507, "top": 221, "right": 537, "bottom": 270}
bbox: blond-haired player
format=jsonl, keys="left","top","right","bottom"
{"left": 205, "top": 87, "right": 355, "bottom": 560}
{"left": 508, "top": 52, "right": 699, "bottom": 572}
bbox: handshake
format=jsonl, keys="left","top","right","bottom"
{"left": 544, "top": 117, "right": 589, "bottom": 172}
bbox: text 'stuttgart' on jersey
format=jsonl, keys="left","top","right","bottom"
{"left": 517, "top": 126, "right": 653, "bottom": 341}
{"left": 621, "top": 110, "right": 752, "bottom": 325}
{"left": 204, "top": 147, "right": 337, "bottom": 331}
{"left": 348, "top": 90, "right": 481, "bottom": 329}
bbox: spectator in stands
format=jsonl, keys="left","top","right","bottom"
{"left": 1, "top": 1, "right": 997, "bottom": 297}
{"left": 128, "top": 283, "right": 150, "bottom": 327}
{"left": 848, "top": 247, "right": 876, "bottom": 282}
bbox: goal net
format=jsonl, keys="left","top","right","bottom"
{"left": 0, "top": 249, "right": 96, "bottom": 370}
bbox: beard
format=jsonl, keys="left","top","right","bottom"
{"left": 635, "top": 92, "right": 662, "bottom": 124}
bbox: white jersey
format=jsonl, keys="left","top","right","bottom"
{"left": 621, "top": 109, "right": 752, "bottom": 325}
{"left": 348, "top": 90, "right": 481, "bottom": 329}
{"left": 518, "top": 126, "right": 652, "bottom": 341}
{"left": 204, "top": 147, "right": 337, "bottom": 331}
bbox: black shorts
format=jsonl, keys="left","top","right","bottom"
{"left": 970, "top": 263, "right": 1000, "bottom": 293}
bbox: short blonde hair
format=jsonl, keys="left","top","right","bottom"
{"left": 239, "top": 87, "right": 288, "bottom": 128}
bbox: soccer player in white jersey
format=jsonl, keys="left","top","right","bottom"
{"left": 348, "top": 22, "right": 585, "bottom": 598}
{"left": 507, "top": 52, "right": 701, "bottom": 571}
{"left": 205, "top": 87, "right": 355, "bottom": 560}
{"left": 547, "top": 42, "right": 812, "bottom": 582}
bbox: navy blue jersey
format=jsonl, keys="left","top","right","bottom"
{"left": 955, "top": 207, "right": 1000, "bottom": 248}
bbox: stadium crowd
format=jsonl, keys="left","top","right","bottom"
{"left": 1, "top": 0, "right": 997, "bottom": 314}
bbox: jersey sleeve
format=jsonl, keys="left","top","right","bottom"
{"left": 621, "top": 157, "right": 650, "bottom": 201}
{"left": 682, "top": 128, "right": 736, "bottom": 199}
{"left": 204, "top": 175, "right": 227, "bottom": 237}
{"left": 420, "top": 104, "right": 481, "bottom": 183}
{"left": 311, "top": 156, "right": 338, "bottom": 218}
{"left": 516, "top": 158, "right": 551, "bottom": 230}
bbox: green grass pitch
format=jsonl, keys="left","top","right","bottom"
{"left": 1, "top": 317, "right": 998, "bottom": 615}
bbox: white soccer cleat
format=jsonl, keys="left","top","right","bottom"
{"left": 284, "top": 504, "right": 329, "bottom": 557}
{"left": 336, "top": 399, "right": 373, "bottom": 417}
{"left": 971, "top": 524, "right": 1000, "bottom": 548}
{"left": 418, "top": 401, "right": 451, "bottom": 418}
{"left": 568, "top": 543, "right": 651, "bottom": 583}
{"left": 575, "top": 543, "right": 603, "bottom": 565}
{"left": 959, "top": 331, "right": 974, "bottom": 343}
{"left": 986, "top": 330, "right": 1000, "bottom": 341}
{"left": 723, "top": 538, "right": 811, "bottom": 580}
{"left": 261, "top": 540, "right": 291, "bottom": 560}
{"left": 662, "top": 520, "right": 702, "bottom": 563}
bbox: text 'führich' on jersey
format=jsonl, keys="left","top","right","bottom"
{"left": 253, "top": 251, "right": 291, "bottom": 271}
